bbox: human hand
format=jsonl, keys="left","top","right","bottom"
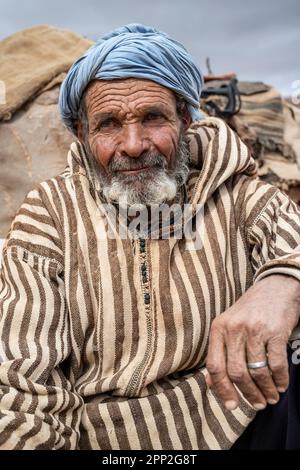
{"left": 206, "top": 275, "right": 300, "bottom": 411}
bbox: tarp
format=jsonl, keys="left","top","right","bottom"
{"left": 0, "top": 85, "right": 73, "bottom": 237}
{"left": 0, "top": 25, "right": 93, "bottom": 121}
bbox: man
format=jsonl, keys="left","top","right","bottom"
{"left": 0, "top": 24, "right": 300, "bottom": 450}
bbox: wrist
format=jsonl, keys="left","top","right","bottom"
{"left": 258, "top": 274, "right": 300, "bottom": 319}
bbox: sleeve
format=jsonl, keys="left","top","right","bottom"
{"left": 246, "top": 186, "right": 300, "bottom": 282}
{"left": 0, "top": 189, "right": 83, "bottom": 450}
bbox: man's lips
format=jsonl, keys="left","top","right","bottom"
{"left": 118, "top": 166, "right": 152, "bottom": 175}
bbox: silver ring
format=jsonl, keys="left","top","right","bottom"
{"left": 247, "top": 360, "right": 268, "bottom": 369}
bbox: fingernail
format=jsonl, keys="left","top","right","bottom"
{"left": 225, "top": 400, "right": 238, "bottom": 410}
{"left": 253, "top": 403, "right": 266, "bottom": 410}
{"left": 267, "top": 399, "right": 278, "bottom": 405}
{"left": 277, "top": 387, "right": 287, "bottom": 393}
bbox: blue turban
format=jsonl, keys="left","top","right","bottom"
{"left": 59, "top": 24, "right": 203, "bottom": 134}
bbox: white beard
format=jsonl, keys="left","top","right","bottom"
{"left": 103, "top": 169, "right": 178, "bottom": 208}
{"left": 85, "top": 136, "right": 190, "bottom": 208}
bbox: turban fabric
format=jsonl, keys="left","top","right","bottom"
{"left": 59, "top": 24, "right": 203, "bottom": 134}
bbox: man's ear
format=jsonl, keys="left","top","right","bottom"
{"left": 182, "top": 111, "right": 192, "bottom": 132}
{"left": 75, "top": 120, "right": 84, "bottom": 144}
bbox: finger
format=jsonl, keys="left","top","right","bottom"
{"left": 225, "top": 330, "right": 267, "bottom": 409}
{"left": 246, "top": 337, "right": 279, "bottom": 404}
{"left": 206, "top": 322, "right": 239, "bottom": 409}
{"left": 267, "top": 338, "right": 289, "bottom": 393}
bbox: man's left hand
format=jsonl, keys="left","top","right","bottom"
{"left": 206, "top": 274, "right": 300, "bottom": 410}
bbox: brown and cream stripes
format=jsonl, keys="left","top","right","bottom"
{"left": 1, "top": 117, "right": 300, "bottom": 449}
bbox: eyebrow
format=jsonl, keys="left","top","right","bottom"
{"left": 139, "top": 104, "right": 171, "bottom": 115}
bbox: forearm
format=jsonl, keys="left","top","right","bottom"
{"left": 0, "top": 245, "right": 82, "bottom": 449}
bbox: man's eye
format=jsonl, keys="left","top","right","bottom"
{"left": 98, "top": 119, "right": 120, "bottom": 129}
{"left": 144, "top": 113, "right": 165, "bottom": 122}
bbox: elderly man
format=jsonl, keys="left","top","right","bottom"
{"left": 0, "top": 24, "right": 300, "bottom": 450}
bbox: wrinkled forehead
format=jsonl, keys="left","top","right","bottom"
{"left": 84, "top": 78, "right": 177, "bottom": 115}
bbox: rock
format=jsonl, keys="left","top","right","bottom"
{"left": 0, "top": 85, "right": 74, "bottom": 238}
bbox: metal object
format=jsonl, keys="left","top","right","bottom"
{"left": 201, "top": 78, "right": 241, "bottom": 118}
{"left": 247, "top": 360, "right": 268, "bottom": 369}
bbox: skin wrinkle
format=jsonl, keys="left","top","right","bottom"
{"left": 80, "top": 79, "right": 184, "bottom": 170}
{"left": 77, "top": 78, "right": 191, "bottom": 207}
{"left": 88, "top": 93, "right": 174, "bottom": 112}
{"left": 87, "top": 86, "right": 176, "bottom": 115}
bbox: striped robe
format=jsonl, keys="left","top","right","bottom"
{"left": 1, "top": 117, "right": 300, "bottom": 450}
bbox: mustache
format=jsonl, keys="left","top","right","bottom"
{"left": 108, "top": 152, "right": 167, "bottom": 173}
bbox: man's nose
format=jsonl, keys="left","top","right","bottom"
{"left": 119, "top": 123, "right": 149, "bottom": 158}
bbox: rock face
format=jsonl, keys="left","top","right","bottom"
{"left": 0, "top": 86, "right": 74, "bottom": 238}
